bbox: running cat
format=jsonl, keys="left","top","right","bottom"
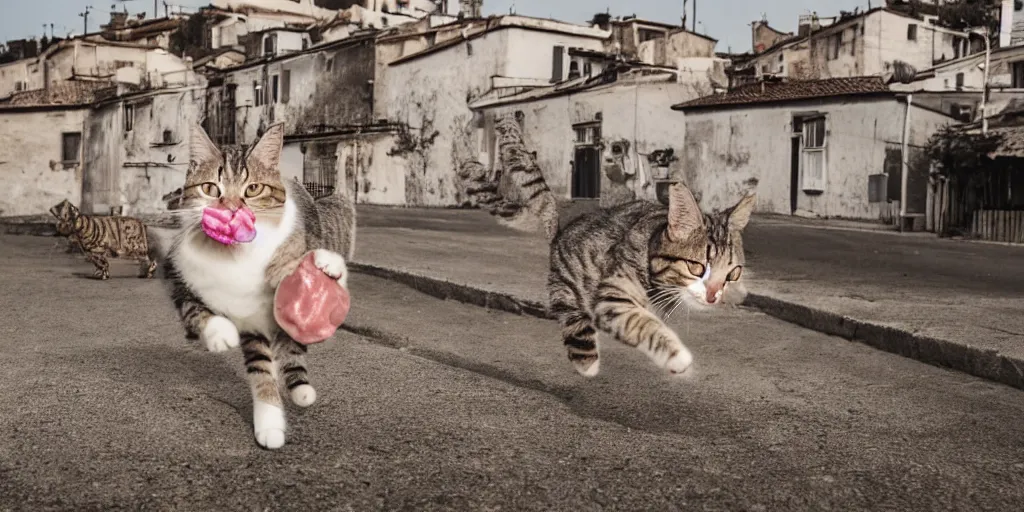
{"left": 163, "top": 122, "right": 356, "bottom": 449}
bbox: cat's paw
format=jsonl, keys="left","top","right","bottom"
{"left": 313, "top": 249, "right": 348, "bottom": 288}
{"left": 289, "top": 384, "right": 317, "bottom": 408}
{"left": 253, "top": 400, "right": 286, "bottom": 450}
{"left": 664, "top": 346, "right": 694, "bottom": 375}
{"left": 571, "top": 356, "right": 601, "bottom": 378}
{"left": 201, "top": 316, "right": 240, "bottom": 353}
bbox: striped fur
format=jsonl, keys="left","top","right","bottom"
{"left": 548, "top": 183, "right": 756, "bottom": 377}
{"left": 49, "top": 199, "right": 157, "bottom": 280}
{"left": 163, "top": 122, "right": 356, "bottom": 450}
{"left": 457, "top": 112, "right": 558, "bottom": 239}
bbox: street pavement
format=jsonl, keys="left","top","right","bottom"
{"left": 2, "top": 234, "right": 1024, "bottom": 511}
{"left": 354, "top": 205, "right": 1024, "bottom": 373}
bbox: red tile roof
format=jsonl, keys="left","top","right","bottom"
{"left": 672, "top": 76, "right": 893, "bottom": 111}
{"left": 0, "top": 80, "right": 119, "bottom": 108}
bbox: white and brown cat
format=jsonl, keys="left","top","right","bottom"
{"left": 164, "top": 122, "right": 356, "bottom": 450}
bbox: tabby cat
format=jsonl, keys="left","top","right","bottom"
{"left": 548, "top": 184, "right": 755, "bottom": 377}
{"left": 163, "top": 122, "right": 356, "bottom": 450}
{"left": 455, "top": 114, "right": 756, "bottom": 377}
{"left": 49, "top": 199, "right": 158, "bottom": 280}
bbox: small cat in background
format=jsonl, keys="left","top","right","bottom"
{"left": 163, "top": 122, "right": 356, "bottom": 450}
{"left": 548, "top": 184, "right": 756, "bottom": 378}
{"left": 49, "top": 199, "right": 158, "bottom": 280}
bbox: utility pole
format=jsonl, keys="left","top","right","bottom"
{"left": 692, "top": 0, "right": 696, "bottom": 32}
{"left": 79, "top": 6, "right": 92, "bottom": 35}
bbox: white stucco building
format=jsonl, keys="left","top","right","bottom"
{"left": 376, "top": 15, "right": 611, "bottom": 206}
{"left": 673, "top": 76, "right": 955, "bottom": 228}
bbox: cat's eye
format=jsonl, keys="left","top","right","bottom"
{"left": 245, "top": 183, "right": 266, "bottom": 198}
{"left": 200, "top": 182, "right": 221, "bottom": 198}
{"left": 726, "top": 266, "right": 743, "bottom": 282}
{"left": 685, "top": 260, "right": 706, "bottom": 277}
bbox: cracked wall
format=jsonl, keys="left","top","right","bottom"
{"left": 681, "top": 97, "right": 951, "bottom": 220}
{"left": 227, "top": 39, "right": 375, "bottom": 145}
{"left": 474, "top": 80, "right": 695, "bottom": 208}
{"left": 84, "top": 89, "right": 204, "bottom": 215}
{"left": 0, "top": 108, "right": 88, "bottom": 217}
{"left": 379, "top": 26, "right": 606, "bottom": 206}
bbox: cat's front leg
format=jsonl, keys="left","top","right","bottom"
{"left": 171, "top": 279, "right": 240, "bottom": 352}
{"left": 593, "top": 276, "right": 694, "bottom": 375}
{"left": 312, "top": 248, "right": 349, "bottom": 289}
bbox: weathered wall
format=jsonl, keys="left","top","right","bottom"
{"left": 0, "top": 60, "right": 32, "bottom": 99}
{"left": 0, "top": 108, "right": 88, "bottom": 216}
{"left": 226, "top": 38, "right": 375, "bottom": 145}
{"left": 282, "top": 132, "right": 410, "bottom": 205}
{"left": 379, "top": 26, "right": 606, "bottom": 206}
{"left": 681, "top": 97, "right": 951, "bottom": 220}
{"left": 637, "top": 30, "right": 717, "bottom": 67}
{"left": 83, "top": 88, "right": 204, "bottom": 215}
{"left": 477, "top": 80, "right": 696, "bottom": 207}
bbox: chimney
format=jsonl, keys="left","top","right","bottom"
{"left": 459, "top": 0, "right": 482, "bottom": 18}
{"left": 1000, "top": 0, "right": 1014, "bottom": 47}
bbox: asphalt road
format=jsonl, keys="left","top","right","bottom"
{"left": 2, "top": 234, "right": 1024, "bottom": 511}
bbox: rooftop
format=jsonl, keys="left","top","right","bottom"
{"left": 671, "top": 76, "right": 893, "bottom": 111}
{"left": 0, "top": 80, "right": 121, "bottom": 109}
{"left": 388, "top": 15, "right": 611, "bottom": 66}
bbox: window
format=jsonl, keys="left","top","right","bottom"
{"left": 907, "top": 24, "right": 918, "bottom": 41}
{"left": 956, "top": 72, "right": 965, "bottom": 90}
{"left": 1012, "top": 62, "right": 1024, "bottom": 88}
{"left": 325, "top": 57, "right": 334, "bottom": 72}
{"left": 583, "top": 62, "right": 592, "bottom": 76}
{"left": 271, "top": 74, "right": 279, "bottom": 104}
{"left": 800, "top": 117, "right": 827, "bottom": 192}
{"left": 638, "top": 28, "right": 662, "bottom": 43}
{"left": 263, "top": 33, "right": 277, "bottom": 56}
{"left": 281, "top": 69, "right": 291, "bottom": 104}
{"left": 253, "top": 80, "right": 264, "bottom": 106}
{"left": 61, "top": 132, "right": 82, "bottom": 168}
{"left": 124, "top": 103, "right": 135, "bottom": 132}
{"left": 573, "top": 122, "right": 601, "bottom": 145}
{"left": 551, "top": 45, "right": 565, "bottom": 82}
{"left": 568, "top": 61, "right": 580, "bottom": 80}
{"left": 829, "top": 33, "right": 841, "bottom": 60}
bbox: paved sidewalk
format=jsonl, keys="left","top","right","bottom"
{"left": 351, "top": 205, "right": 1024, "bottom": 390}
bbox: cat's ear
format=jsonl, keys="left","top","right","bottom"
{"left": 728, "top": 193, "right": 756, "bottom": 232}
{"left": 189, "top": 123, "right": 220, "bottom": 165}
{"left": 667, "top": 182, "right": 703, "bottom": 241}
{"left": 247, "top": 122, "right": 284, "bottom": 171}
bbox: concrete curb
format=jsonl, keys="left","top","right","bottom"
{"left": 350, "top": 262, "right": 1024, "bottom": 392}
{"left": 1, "top": 222, "right": 56, "bottom": 237}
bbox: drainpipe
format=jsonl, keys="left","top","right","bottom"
{"left": 900, "top": 93, "right": 912, "bottom": 232}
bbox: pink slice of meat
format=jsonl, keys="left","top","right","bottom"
{"left": 274, "top": 251, "right": 350, "bottom": 344}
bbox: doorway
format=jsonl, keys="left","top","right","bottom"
{"left": 790, "top": 135, "right": 800, "bottom": 214}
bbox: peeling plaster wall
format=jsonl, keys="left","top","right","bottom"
{"left": 227, "top": 39, "right": 375, "bottom": 145}
{"left": 283, "top": 132, "right": 410, "bottom": 205}
{"left": 379, "top": 27, "right": 606, "bottom": 206}
{"left": 0, "top": 108, "right": 87, "bottom": 216}
{"left": 681, "top": 97, "right": 951, "bottom": 220}
{"left": 477, "top": 81, "right": 696, "bottom": 208}
{"left": 83, "top": 88, "right": 204, "bottom": 215}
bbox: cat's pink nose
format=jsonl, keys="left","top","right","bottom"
{"left": 705, "top": 286, "right": 722, "bottom": 304}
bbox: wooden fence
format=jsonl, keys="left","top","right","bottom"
{"left": 971, "top": 209, "right": 1024, "bottom": 243}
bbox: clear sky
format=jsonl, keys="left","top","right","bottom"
{"left": 1, "top": 0, "right": 874, "bottom": 53}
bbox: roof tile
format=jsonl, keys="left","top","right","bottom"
{"left": 673, "top": 76, "right": 892, "bottom": 110}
